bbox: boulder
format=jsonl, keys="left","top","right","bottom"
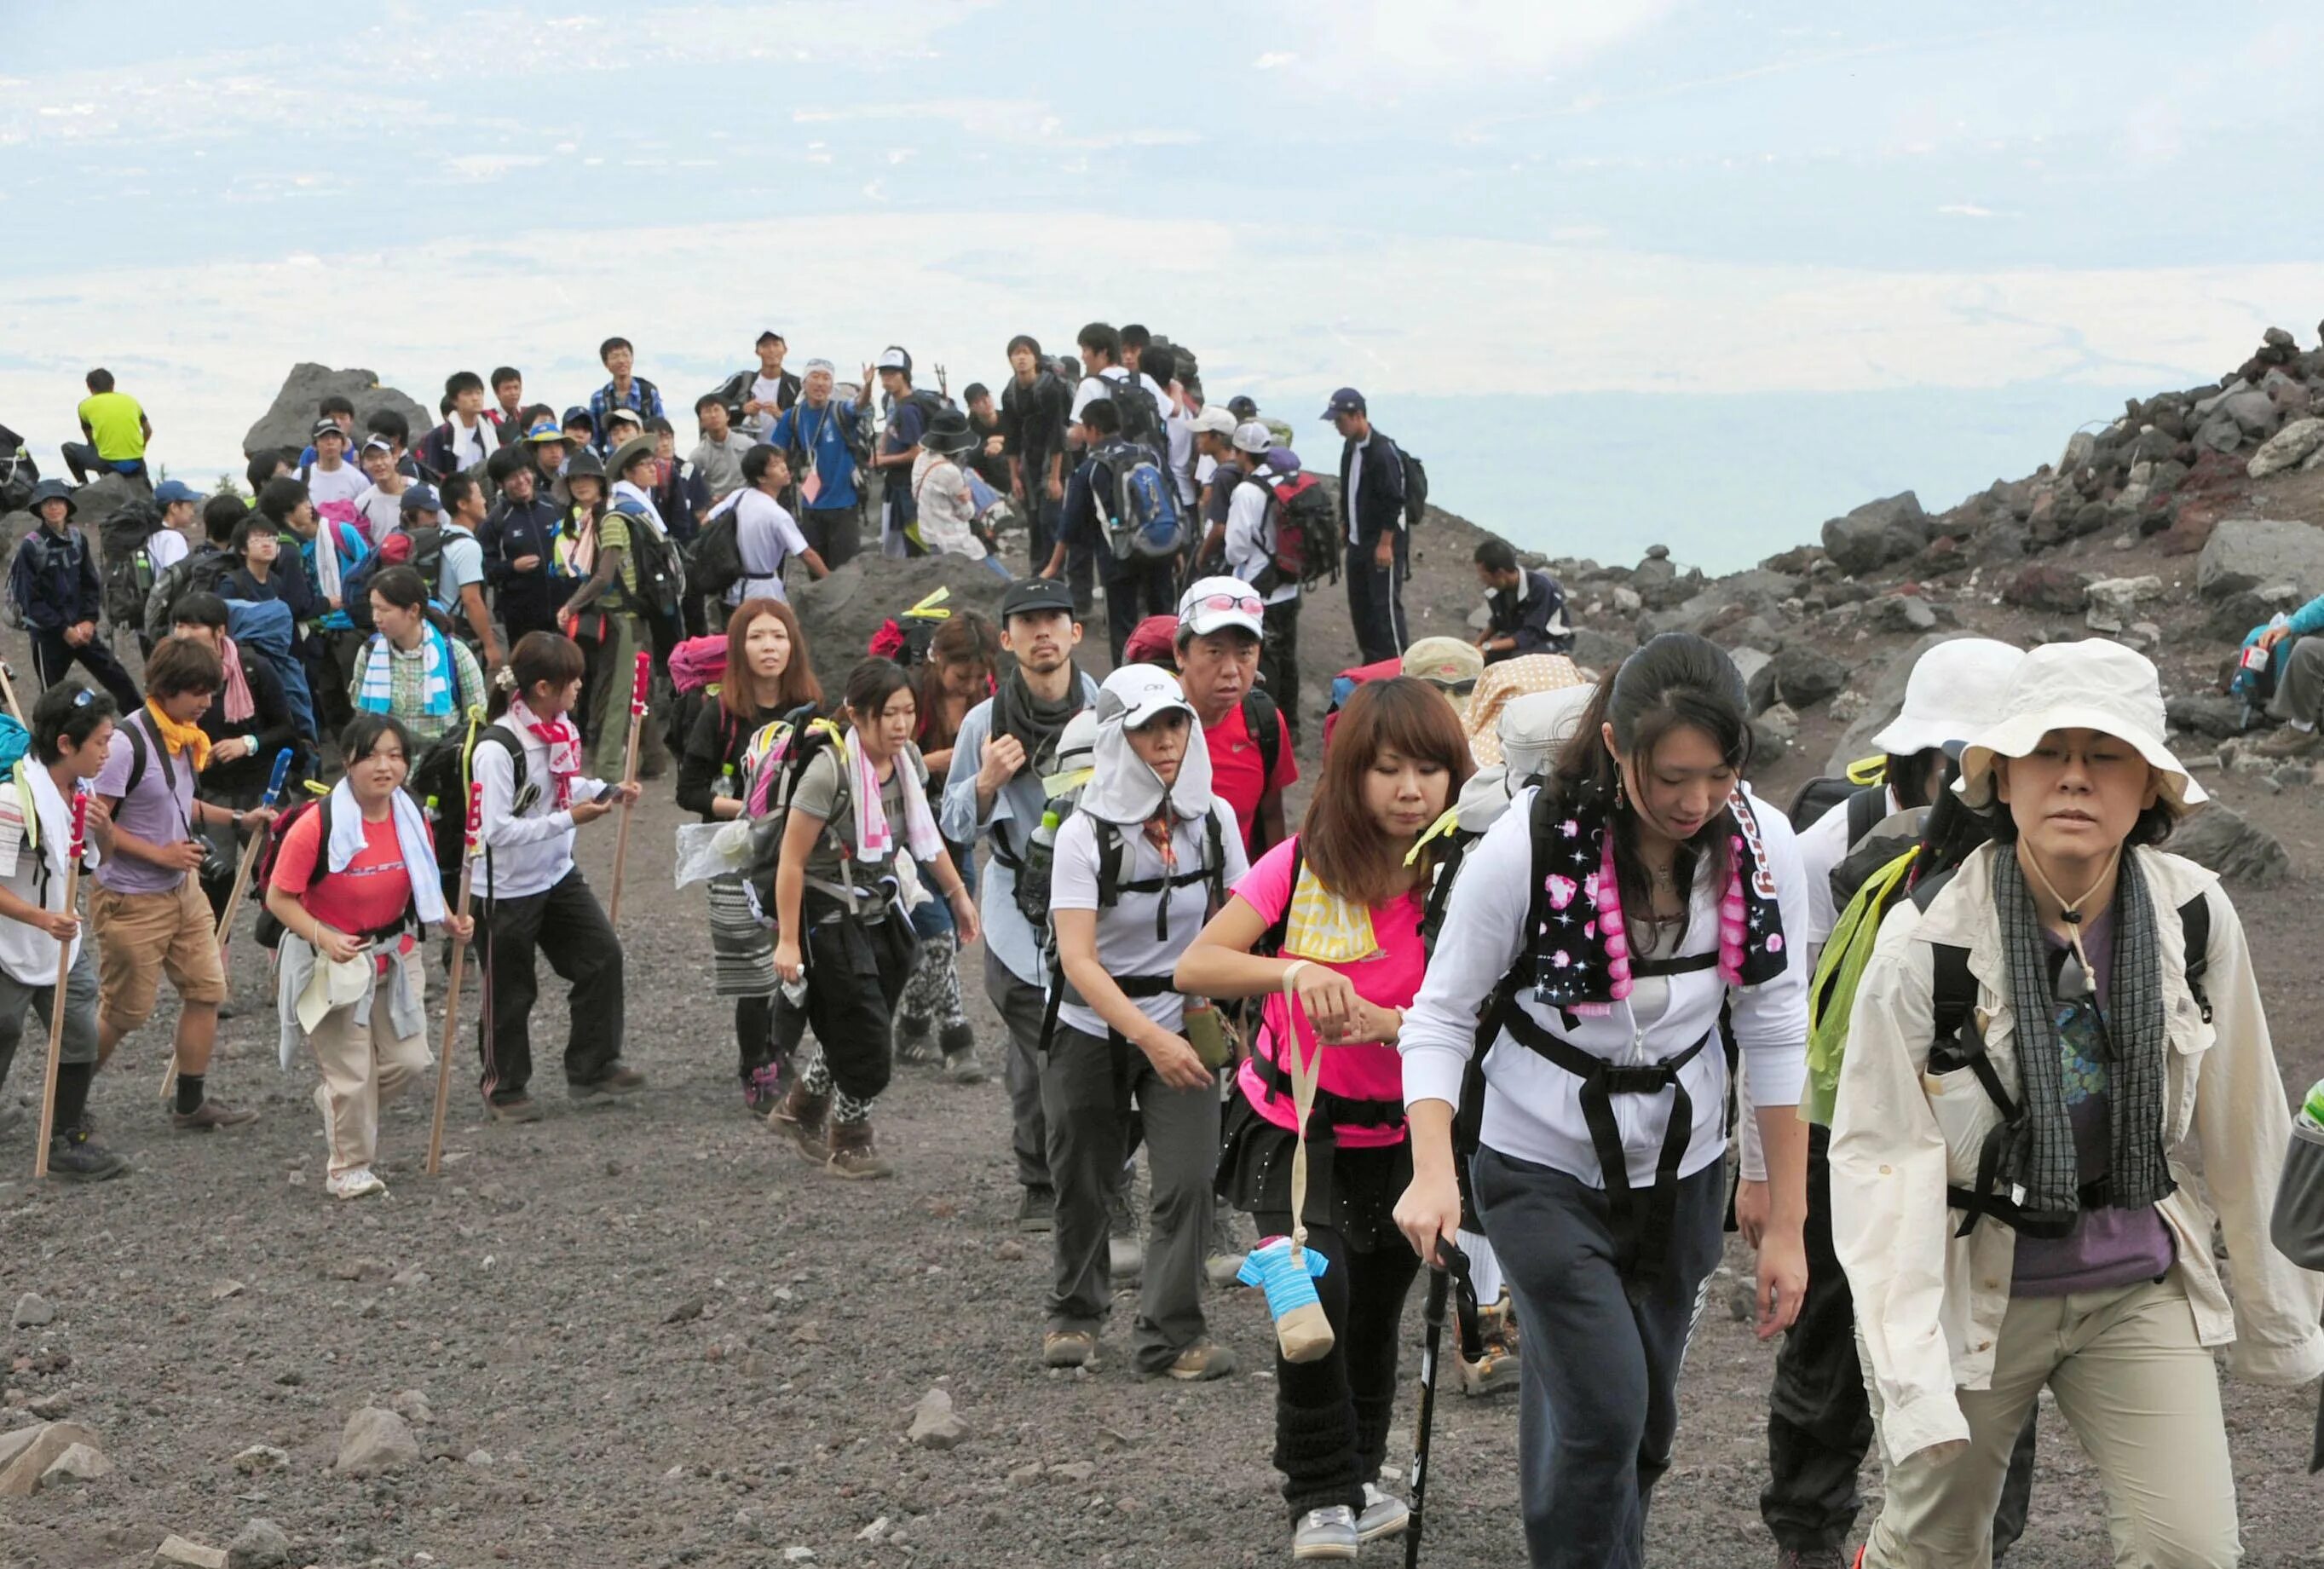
{"left": 2172, "top": 805, "right": 2292, "bottom": 888}
{"left": 1820, "top": 492, "right": 1930, "bottom": 577}
{"left": 2221, "top": 388, "right": 2281, "bottom": 440}
{"left": 225, "top": 1518, "right": 292, "bottom": 1569}
{"left": 239, "top": 365, "right": 432, "bottom": 460}
{"left": 1568, "top": 627, "right": 1630, "bottom": 674}
{"left": 1866, "top": 593, "right": 1937, "bottom": 634}
{"left": 1768, "top": 647, "right": 1846, "bottom": 709}
{"left": 906, "top": 1387, "right": 968, "bottom": 1450}
{"left": 792, "top": 556, "right": 1008, "bottom": 676}
{"left": 334, "top": 1405, "right": 418, "bottom": 1477}
{"left": 1729, "top": 647, "right": 1773, "bottom": 712}
{"left": 0, "top": 1422, "right": 102, "bottom": 1497}
{"left": 38, "top": 1442, "right": 109, "bottom": 1485}
{"left": 2084, "top": 575, "right": 2163, "bottom": 634}
{"left": 2248, "top": 417, "right": 2324, "bottom": 479}
{"left": 12, "top": 1292, "right": 54, "bottom": 1327}
{"left": 2165, "top": 695, "right": 2245, "bottom": 740}
{"left": 154, "top": 1537, "right": 228, "bottom": 1569}
{"left": 2196, "top": 518, "right": 2324, "bottom": 601}
{"left": 2001, "top": 565, "right": 2090, "bottom": 614}
{"left": 2194, "top": 415, "right": 2244, "bottom": 455}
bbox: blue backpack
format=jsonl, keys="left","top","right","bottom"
{"left": 1096, "top": 439, "right": 1183, "bottom": 562}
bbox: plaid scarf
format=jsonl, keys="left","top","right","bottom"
{"left": 1989, "top": 847, "right": 2174, "bottom": 1228}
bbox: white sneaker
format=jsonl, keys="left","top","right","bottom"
{"left": 1291, "top": 1505, "right": 1359, "bottom": 1560}
{"left": 1356, "top": 1482, "right": 1410, "bottom": 1543}
{"left": 327, "top": 1167, "right": 388, "bottom": 1201}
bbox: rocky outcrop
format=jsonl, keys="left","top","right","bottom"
{"left": 240, "top": 365, "right": 432, "bottom": 459}
{"left": 2196, "top": 517, "right": 2324, "bottom": 601}
{"left": 1820, "top": 493, "right": 1929, "bottom": 576}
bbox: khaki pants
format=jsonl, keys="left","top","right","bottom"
{"left": 1864, "top": 1277, "right": 2237, "bottom": 1568}
{"left": 308, "top": 947, "right": 434, "bottom": 1175}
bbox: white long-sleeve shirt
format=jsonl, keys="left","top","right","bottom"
{"left": 473, "top": 724, "right": 614, "bottom": 900}
{"left": 1399, "top": 783, "right": 1811, "bottom": 1190}
{"left": 1224, "top": 473, "right": 1299, "bottom": 607}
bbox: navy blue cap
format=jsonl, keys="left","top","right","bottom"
{"left": 152, "top": 479, "right": 204, "bottom": 505}
{"left": 1320, "top": 387, "right": 1366, "bottom": 419}
{"left": 400, "top": 483, "right": 441, "bottom": 514}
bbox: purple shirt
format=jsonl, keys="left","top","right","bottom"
{"left": 2010, "top": 903, "right": 2179, "bottom": 1297}
{"left": 93, "top": 711, "right": 197, "bottom": 896}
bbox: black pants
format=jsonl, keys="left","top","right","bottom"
{"left": 1479, "top": 1145, "right": 1724, "bottom": 1569}
{"left": 1254, "top": 1210, "right": 1421, "bottom": 1522}
{"left": 477, "top": 865, "right": 624, "bottom": 1100}
{"left": 1260, "top": 595, "right": 1302, "bottom": 740}
{"left": 776, "top": 896, "right": 914, "bottom": 1107}
{"left": 1104, "top": 558, "right": 1179, "bottom": 666}
{"left": 61, "top": 445, "right": 144, "bottom": 487}
{"left": 1765, "top": 1125, "right": 2039, "bottom": 1557}
{"left": 799, "top": 506, "right": 861, "bottom": 571}
{"left": 985, "top": 947, "right": 1052, "bottom": 1192}
{"left": 31, "top": 626, "right": 140, "bottom": 714}
{"left": 1344, "top": 533, "right": 1409, "bottom": 664}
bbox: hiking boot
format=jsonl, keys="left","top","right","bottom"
{"left": 893, "top": 1020, "right": 937, "bottom": 1064}
{"left": 1457, "top": 1346, "right": 1520, "bottom": 1397}
{"left": 1775, "top": 1549, "right": 1847, "bottom": 1569}
{"left": 45, "top": 1128, "right": 127, "bottom": 1182}
{"left": 1290, "top": 1505, "right": 1359, "bottom": 1561}
{"left": 173, "top": 1098, "right": 257, "bottom": 1131}
{"left": 326, "top": 1166, "right": 389, "bottom": 1201}
{"left": 825, "top": 1119, "right": 892, "bottom": 1180}
{"left": 1158, "top": 1338, "right": 1238, "bottom": 1382}
{"left": 770, "top": 1080, "right": 830, "bottom": 1163}
{"left": 1016, "top": 1185, "right": 1056, "bottom": 1233}
{"left": 1041, "top": 1329, "right": 1096, "bottom": 1369}
{"left": 1356, "top": 1483, "right": 1410, "bottom": 1543}
{"left": 938, "top": 1024, "right": 985, "bottom": 1083}
{"left": 569, "top": 1064, "right": 644, "bottom": 1105}
{"left": 487, "top": 1096, "right": 544, "bottom": 1124}
{"left": 2258, "top": 724, "right": 2322, "bottom": 758}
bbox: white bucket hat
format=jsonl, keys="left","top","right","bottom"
{"left": 1954, "top": 640, "right": 2206, "bottom": 810}
{"left": 1871, "top": 637, "right": 2025, "bottom": 756}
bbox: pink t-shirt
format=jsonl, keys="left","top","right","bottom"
{"left": 1231, "top": 837, "right": 1422, "bottom": 1150}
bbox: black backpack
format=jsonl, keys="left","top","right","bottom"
{"left": 97, "top": 500, "right": 165, "bottom": 631}
{"left": 1035, "top": 808, "right": 1231, "bottom": 1051}
{"left": 1790, "top": 771, "right": 1888, "bottom": 841}
{"left": 619, "top": 511, "right": 684, "bottom": 618}
{"left": 1398, "top": 447, "right": 1429, "bottom": 529}
{"left": 1083, "top": 373, "right": 1167, "bottom": 452}
{"left": 410, "top": 718, "right": 524, "bottom": 888}
{"left": 688, "top": 493, "right": 747, "bottom": 603}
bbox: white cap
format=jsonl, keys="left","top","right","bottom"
{"left": 1094, "top": 664, "right": 1196, "bottom": 732}
{"left": 1871, "top": 637, "right": 2026, "bottom": 757}
{"left": 1231, "top": 420, "right": 1273, "bottom": 456}
{"left": 875, "top": 347, "right": 911, "bottom": 372}
{"left": 1189, "top": 406, "right": 1237, "bottom": 437}
{"left": 1176, "top": 575, "right": 1265, "bottom": 642}
{"left": 1955, "top": 641, "right": 2206, "bottom": 810}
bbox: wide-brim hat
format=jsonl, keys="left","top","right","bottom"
{"left": 920, "top": 407, "right": 977, "bottom": 454}
{"left": 608, "top": 435, "right": 658, "bottom": 476}
{"left": 562, "top": 448, "right": 607, "bottom": 483}
{"left": 27, "top": 478, "right": 75, "bottom": 517}
{"left": 1871, "top": 637, "right": 2026, "bottom": 757}
{"left": 1954, "top": 640, "right": 2206, "bottom": 810}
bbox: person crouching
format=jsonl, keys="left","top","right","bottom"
{"left": 263, "top": 712, "right": 472, "bottom": 1199}
{"left": 1041, "top": 665, "right": 1248, "bottom": 1378}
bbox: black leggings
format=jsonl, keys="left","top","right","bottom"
{"left": 1253, "top": 1213, "right": 1421, "bottom": 1522}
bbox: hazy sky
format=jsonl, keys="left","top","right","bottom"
{"left": 5, "top": 2, "right": 2321, "bottom": 568}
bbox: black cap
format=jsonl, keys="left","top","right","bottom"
{"left": 1000, "top": 577, "right": 1077, "bottom": 621}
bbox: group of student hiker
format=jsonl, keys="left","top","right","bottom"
{"left": 4, "top": 343, "right": 2321, "bottom": 1569}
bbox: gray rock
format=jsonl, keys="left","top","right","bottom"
{"left": 232, "top": 1445, "right": 288, "bottom": 1474}
{"left": 239, "top": 364, "right": 432, "bottom": 460}
{"left": 38, "top": 1441, "right": 108, "bottom": 1485}
{"left": 2194, "top": 379, "right": 2249, "bottom": 420}
{"left": 1643, "top": 544, "right": 1671, "bottom": 562}
{"left": 2059, "top": 430, "right": 2096, "bottom": 473}
{"left": 2194, "top": 414, "right": 2245, "bottom": 455}
{"left": 1820, "top": 492, "right": 1930, "bottom": 577}
{"left": 2085, "top": 574, "right": 2163, "bottom": 633}
{"left": 906, "top": 1387, "right": 967, "bottom": 1450}
{"left": 1867, "top": 594, "right": 1937, "bottom": 634}
{"left": 225, "top": 1519, "right": 291, "bottom": 1569}
{"left": 2171, "top": 805, "right": 2292, "bottom": 887}
{"left": 1757, "top": 702, "right": 1800, "bottom": 743}
{"left": 153, "top": 1537, "right": 228, "bottom": 1569}
{"left": 2222, "top": 388, "right": 2281, "bottom": 439}
{"left": 11, "top": 1294, "right": 53, "bottom": 1328}
{"left": 794, "top": 556, "right": 1007, "bottom": 674}
{"left": 389, "top": 1389, "right": 432, "bottom": 1425}
{"left": 2246, "top": 417, "right": 2324, "bottom": 480}
{"left": 1769, "top": 647, "right": 1846, "bottom": 708}
{"left": 2196, "top": 518, "right": 2324, "bottom": 601}
{"left": 1729, "top": 647, "right": 1773, "bottom": 711}
{"left": 1569, "top": 627, "right": 1630, "bottom": 674}
{"left": 0, "top": 1422, "right": 101, "bottom": 1497}
{"left": 1610, "top": 585, "right": 1641, "bottom": 615}
{"left": 333, "top": 1405, "right": 418, "bottom": 1477}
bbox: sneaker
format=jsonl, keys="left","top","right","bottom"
{"left": 1776, "top": 1550, "right": 1848, "bottom": 1569}
{"left": 2258, "top": 724, "right": 2321, "bottom": 759}
{"left": 1041, "top": 1329, "right": 1096, "bottom": 1369}
{"left": 942, "top": 1050, "right": 987, "bottom": 1086}
{"left": 1160, "top": 1338, "right": 1238, "bottom": 1382}
{"left": 893, "top": 1024, "right": 937, "bottom": 1065}
{"left": 1015, "top": 1186, "right": 1056, "bottom": 1233}
{"left": 825, "top": 1120, "right": 893, "bottom": 1180}
{"left": 172, "top": 1098, "right": 258, "bottom": 1131}
{"left": 44, "top": 1128, "right": 127, "bottom": 1182}
{"left": 326, "top": 1167, "right": 389, "bottom": 1201}
{"left": 487, "top": 1096, "right": 544, "bottom": 1124}
{"left": 1290, "top": 1505, "right": 1359, "bottom": 1561}
{"left": 576, "top": 1063, "right": 644, "bottom": 1094}
{"left": 1457, "top": 1347, "right": 1520, "bottom": 1397}
{"left": 1356, "top": 1483, "right": 1410, "bottom": 1543}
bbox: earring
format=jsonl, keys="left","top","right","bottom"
{"left": 1614, "top": 773, "right": 1627, "bottom": 812}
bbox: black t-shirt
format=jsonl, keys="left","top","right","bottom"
{"left": 967, "top": 412, "right": 1012, "bottom": 491}
{"left": 1203, "top": 459, "right": 1247, "bottom": 530}
{"left": 1001, "top": 373, "right": 1071, "bottom": 487}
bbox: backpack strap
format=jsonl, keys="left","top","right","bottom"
{"left": 1258, "top": 836, "right": 1305, "bottom": 959}
{"left": 1845, "top": 782, "right": 1886, "bottom": 848}
{"left": 1243, "top": 689, "right": 1281, "bottom": 791}
{"left": 2178, "top": 891, "right": 2213, "bottom": 1024}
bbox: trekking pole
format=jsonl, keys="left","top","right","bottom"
{"left": 164, "top": 747, "right": 291, "bottom": 1103}
{"left": 0, "top": 660, "right": 25, "bottom": 727}
{"left": 426, "top": 782, "right": 482, "bottom": 1177}
{"left": 1405, "top": 1238, "right": 1473, "bottom": 1569}
{"left": 32, "top": 787, "right": 90, "bottom": 1179}
{"left": 606, "top": 649, "right": 649, "bottom": 923}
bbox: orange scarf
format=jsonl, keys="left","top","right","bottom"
{"left": 144, "top": 698, "right": 212, "bottom": 773}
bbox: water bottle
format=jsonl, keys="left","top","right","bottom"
{"left": 2301, "top": 1078, "right": 2324, "bottom": 1134}
{"left": 713, "top": 764, "right": 738, "bottom": 803}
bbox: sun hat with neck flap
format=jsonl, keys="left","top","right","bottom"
{"left": 1953, "top": 640, "right": 2207, "bottom": 811}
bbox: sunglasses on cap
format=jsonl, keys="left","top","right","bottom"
{"left": 1186, "top": 591, "right": 1263, "bottom": 618}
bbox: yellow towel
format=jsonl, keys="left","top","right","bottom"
{"left": 1283, "top": 862, "right": 1381, "bottom": 965}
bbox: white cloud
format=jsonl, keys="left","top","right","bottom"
{"left": 445, "top": 153, "right": 550, "bottom": 182}
{"left": 1937, "top": 202, "right": 1998, "bottom": 219}
{"left": 1253, "top": 52, "right": 1296, "bottom": 70}
{"left": 1262, "top": 0, "right": 1677, "bottom": 91}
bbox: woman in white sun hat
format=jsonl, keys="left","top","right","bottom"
{"left": 1831, "top": 638, "right": 2324, "bottom": 1567}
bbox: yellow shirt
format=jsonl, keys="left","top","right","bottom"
{"left": 76, "top": 392, "right": 146, "bottom": 461}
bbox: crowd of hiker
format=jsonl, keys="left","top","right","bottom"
{"left": 2, "top": 336, "right": 2321, "bottom": 1569}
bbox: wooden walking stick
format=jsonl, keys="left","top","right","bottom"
{"left": 0, "top": 659, "right": 26, "bottom": 727}
{"left": 606, "top": 648, "right": 649, "bottom": 923}
{"left": 426, "top": 780, "right": 482, "bottom": 1177}
{"left": 164, "top": 747, "right": 292, "bottom": 1102}
{"left": 33, "top": 786, "right": 91, "bottom": 1179}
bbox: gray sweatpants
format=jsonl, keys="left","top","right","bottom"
{"left": 1041, "top": 1024, "right": 1218, "bottom": 1370}
{"left": 1476, "top": 1146, "right": 1725, "bottom": 1569}
{"left": 2270, "top": 635, "right": 2324, "bottom": 727}
{"left": 0, "top": 945, "right": 100, "bottom": 1092}
{"left": 984, "top": 947, "right": 1052, "bottom": 1192}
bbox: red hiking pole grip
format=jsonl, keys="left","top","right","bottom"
{"left": 66, "top": 787, "right": 88, "bottom": 860}
{"left": 464, "top": 779, "right": 482, "bottom": 849}
{"left": 630, "top": 650, "right": 651, "bottom": 714}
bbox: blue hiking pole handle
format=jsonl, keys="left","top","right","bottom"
{"left": 262, "top": 747, "right": 293, "bottom": 805}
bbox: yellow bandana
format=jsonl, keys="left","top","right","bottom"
{"left": 1283, "top": 862, "right": 1382, "bottom": 964}
{"left": 144, "top": 698, "right": 212, "bottom": 774}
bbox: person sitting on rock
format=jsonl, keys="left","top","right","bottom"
{"left": 1473, "top": 537, "right": 1573, "bottom": 663}
{"left": 2251, "top": 594, "right": 2324, "bottom": 756}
